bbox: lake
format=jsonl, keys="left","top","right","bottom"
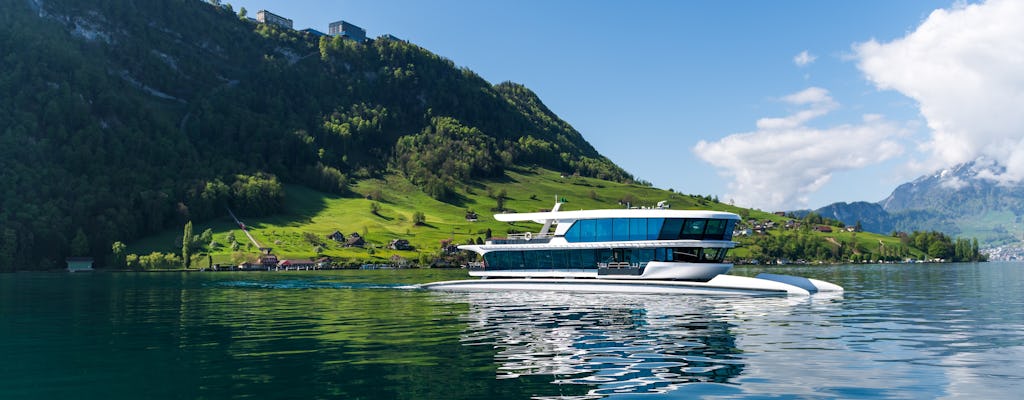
{"left": 1, "top": 263, "right": 1022, "bottom": 399}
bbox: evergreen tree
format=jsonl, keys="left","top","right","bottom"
{"left": 182, "top": 221, "right": 193, "bottom": 269}
{"left": 71, "top": 229, "right": 90, "bottom": 256}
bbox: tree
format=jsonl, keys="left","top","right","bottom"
{"left": 412, "top": 211, "right": 426, "bottom": 226}
{"left": 182, "top": 221, "right": 193, "bottom": 269}
{"left": 71, "top": 229, "right": 90, "bottom": 256}
{"left": 111, "top": 241, "right": 127, "bottom": 269}
{"left": 238, "top": 7, "right": 247, "bottom": 18}
{"left": 495, "top": 196, "right": 504, "bottom": 211}
{"left": 370, "top": 201, "right": 381, "bottom": 216}
{"left": 0, "top": 228, "right": 16, "bottom": 272}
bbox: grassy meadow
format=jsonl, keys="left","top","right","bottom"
{"left": 127, "top": 167, "right": 914, "bottom": 267}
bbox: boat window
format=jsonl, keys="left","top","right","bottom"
{"left": 647, "top": 218, "right": 663, "bottom": 240}
{"left": 702, "top": 248, "right": 722, "bottom": 261}
{"left": 595, "top": 219, "right": 613, "bottom": 241}
{"left": 673, "top": 247, "right": 702, "bottom": 262}
{"left": 565, "top": 221, "right": 580, "bottom": 242}
{"left": 659, "top": 218, "right": 684, "bottom": 240}
{"left": 724, "top": 219, "right": 737, "bottom": 240}
{"left": 681, "top": 219, "right": 707, "bottom": 239}
{"left": 613, "top": 218, "right": 630, "bottom": 241}
{"left": 629, "top": 218, "right": 647, "bottom": 241}
{"left": 578, "top": 219, "right": 596, "bottom": 242}
{"left": 634, "top": 248, "right": 655, "bottom": 264}
{"left": 704, "top": 219, "right": 727, "bottom": 239}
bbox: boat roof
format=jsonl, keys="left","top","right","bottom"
{"left": 493, "top": 208, "right": 741, "bottom": 224}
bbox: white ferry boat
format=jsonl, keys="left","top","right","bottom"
{"left": 420, "top": 201, "right": 843, "bottom": 296}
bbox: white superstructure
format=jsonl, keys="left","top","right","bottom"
{"left": 421, "top": 202, "right": 843, "bottom": 296}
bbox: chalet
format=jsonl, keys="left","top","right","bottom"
{"left": 465, "top": 211, "right": 478, "bottom": 222}
{"left": 278, "top": 259, "right": 316, "bottom": 269}
{"left": 259, "top": 247, "right": 278, "bottom": 268}
{"left": 815, "top": 226, "right": 833, "bottom": 233}
{"left": 344, "top": 233, "right": 365, "bottom": 248}
{"left": 388, "top": 239, "right": 412, "bottom": 251}
{"left": 774, "top": 211, "right": 787, "bottom": 216}
{"left": 316, "top": 257, "right": 332, "bottom": 268}
{"left": 327, "top": 231, "right": 346, "bottom": 243}
{"left": 389, "top": 254, "right": 409, "bottom": 267}
{"left": 66, "top": 257, "right": 94, "bottom": 272}
{"left": 440, "top": 239, "right": 460, "bottom": 254}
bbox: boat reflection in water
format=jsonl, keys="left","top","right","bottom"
{"left": 440, "top": 290, "right": 804, "bottom": 397}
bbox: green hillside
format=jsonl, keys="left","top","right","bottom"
{"left": 0, "top": 0, "right": 630, "bottom": 270}
{"left": 126, "top": 167, "right": 926, "bottom": 269}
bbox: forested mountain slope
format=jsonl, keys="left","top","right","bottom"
{"left": 0, "top": 0, "right": 630, "bottom": 270}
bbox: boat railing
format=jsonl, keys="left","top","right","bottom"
{"left": 597, "top": 261, "right": 646, "bottom": 269}
{"left": 488, "top": 232, "right": 553, "bottom": 244}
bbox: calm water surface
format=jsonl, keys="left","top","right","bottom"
{"left": 2, "top": 263, "right": 1023, "bottom": 399}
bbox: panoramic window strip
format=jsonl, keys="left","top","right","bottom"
{"left": 563, "top": 218, "right": 735, "bottom": 242}
{"left": 482, "top": 247, "right": 729, "bottom": 270}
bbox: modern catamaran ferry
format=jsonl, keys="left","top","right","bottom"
{"left": 420, "top": 201, "right": 843, "bottom": 296}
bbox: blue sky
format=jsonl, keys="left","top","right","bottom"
{"left": 225, "top": 1, "right": 1023, "bottom": 211}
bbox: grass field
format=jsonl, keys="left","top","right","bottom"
{"left": 128, "top": 167, "right": 914, "bottom": 267}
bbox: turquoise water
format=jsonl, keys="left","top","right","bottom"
{"left": 1, "top": 263, "right": 1023, "bottom": 399}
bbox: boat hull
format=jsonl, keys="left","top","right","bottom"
{"left": 418, "top": 274, "right": 837, "bottom": 296}
{"left": 469, "top": 262, "right": 733, "bottom": 282}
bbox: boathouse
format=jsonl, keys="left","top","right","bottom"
{"left": 66, "top": 257, "right": 94, "bottom": 272}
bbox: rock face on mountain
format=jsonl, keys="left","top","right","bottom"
{"left": 812, "top": 160, "right": 1024, "bottom": 246}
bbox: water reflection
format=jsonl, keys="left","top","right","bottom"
{"left": 440, "top": 291, "right": 814, "bottom": 397}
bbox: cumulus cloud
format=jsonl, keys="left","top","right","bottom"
{"left": 793, "top": 50, "right": 817, "bottom": 67}
{"left": 694, "top": 88, "right": 904, "bottom": 210}
{"left": 855, "top": 0, "right": 1024, "bottom": 183}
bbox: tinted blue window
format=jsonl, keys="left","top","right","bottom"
{"left": 565, "top": 221, "right": 580, "bottom": 242}
{"left": 613, "top": 218, "right": 630, "bottom": 241}
{"left": 724, "top": 219, "right": 737, "bottom": 240}
{"left": 681, "top": 219, "right": 707, "bottom": 239}
{"left": 596, "top": 219, "right": 613, "bottom": 241}
{"left": 579, "top": 219, "right": 596, "bottom": 242}
{"left": 629, "top": 218, "right": 646, "bottom": 240}
{"left": 647, "top": 218, "right": 663, "bottom": 240}
{"left": 659, "top": 218, "right": 684, "bottom": 240}
{"left": 705, "top": 219, "right": 727, "bottom": 239}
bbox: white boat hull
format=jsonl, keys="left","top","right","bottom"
{"left": 419, "top": 274, "right": 842, "bottom": 296}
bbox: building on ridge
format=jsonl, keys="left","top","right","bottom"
{"left": 256, "top": 9, "right": 293, "bottom": 30}
{"left": 329, "top": 20, "right": 366, "bottom": 43}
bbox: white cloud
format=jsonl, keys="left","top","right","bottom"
{"left": 793, "top": 50, "right": 817, "bottom": 67}
{"left": 855, "top": 0, "right": 1024, "bottom": 183}
{"left": 694, "top": 88, "right": 904, "bottom": 210}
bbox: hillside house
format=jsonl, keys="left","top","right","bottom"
{"left": 344, "top": 233, "right": 365, "bottom": 248}
{"left": 328, "top": 20, "right": 366, "bottom": 43}
{"left": 327, "top": 231, "right": 346, "bottom": 243}
{"left": 388, "top": 239, "right": 412, "bottom": 250}
{"left": 465, "top": 211, "right": 478, "bottom": 222}
{"left": 389, "top": 254, "right": 409, "bottom": 267}
{"left": 259, "top": 248, "right": 279, "bottom": 268}
{"left": 278, "top": 259, "right": 315, "bottom": 269}
{"left": 301, "top": 28, "right": 326, "bottom": 37}
{"left": 256, "top": 10, "right": 293, "bottom": 29}
{"left": 815, "top": 226, "right": 833, "bottom": 233}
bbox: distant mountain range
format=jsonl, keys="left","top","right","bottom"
{"left": 808, "top": 160, "right": 1024, "bottom": 247}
